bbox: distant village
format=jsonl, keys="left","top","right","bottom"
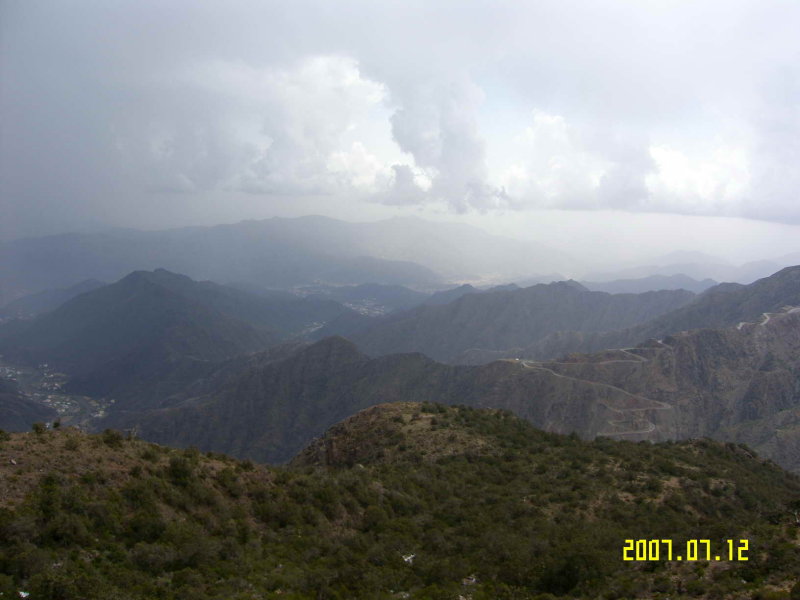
{"left": 0, "top": 359, "right": 111, "bottom": 425}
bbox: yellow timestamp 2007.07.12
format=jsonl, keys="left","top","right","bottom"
{"left": 622, "top": 539, "right": 748, "bottom": 562}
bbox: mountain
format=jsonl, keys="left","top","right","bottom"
{"left": 638, "top": 265, "right": 800, "bottom": 334}
{"left": 94, "top": 333, "right": 610, "bottom": 462}
{"left": 513, "top": 306, "right": 800, "bottom": 462}
{"left": 295, "top": 282, "right": 428, "bottom": 315}
{"left": 585, "top": 253, "right": 786, "bottom": 285}
{"left": 351, "top": 215, "right": 579, "bottom": 280}
{"left": 461, "top": 305, "right": 800, "bottom": 472}
{"left": 346, "top": 281, "right": 695, "bottom": 363}
{"left": 104, "top": 298, "right": 800, "bottom": 474}
{"left": 125, "top": 269, "right": 359, "bottom": 337}
{"left": 0, "top": 217, "right": 442, "bottom": 304}
{"left": 0, "top": 215, "right": 581, "bottom": 304}
{"left": 100, "top": 336, "right": 437, "bottom": 462}
{"left": 581, "top": 274, "right": 717, "bottom": 294}
{"left": 0, "top": 377, "right": 56, "bottom": 431}
{"left": 3, "top": 410, "right": 800, "bottom": 598}
{"left": 514, "top": 273, "right": 568, "bottom": 287}
{"left": 0, "top": 270, "right": 279, "bottom": 405}
{"left": 422, "top": 283, "right": 478, "bottom": 305}
{"left": 466, "top": 265, "right": 800, "bottom": 363}
{"left": 0, "top": 279, "right": 106, "bottom": 320}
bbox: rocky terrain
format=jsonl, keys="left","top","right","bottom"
{"left": 459, "top": 265, "right": 800, "bottom": 363}
{"left": 347, "top": 281, "right": 695, "bottom": 363}
{"left": 99, "top": 304, "right": 800, "bottom": 473}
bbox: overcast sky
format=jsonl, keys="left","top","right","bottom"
{"left": 2, "top": 0, "right": 800, "bottom": 262}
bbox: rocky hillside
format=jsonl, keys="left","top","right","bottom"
{"left": 346, "top": 281, "right": 694, "bottom": 363}
{"left": 0, "top": 269, "right": 371, "bottom": 409}
{"left": 2, "top": 408, "right": 800, "bottom": 599}
{"left": 0, "top": 270, "right": 279, "bottom": 407}
{"left": 101, "top": 304, "right": 800, "bottom": 474}
{"left": 637, "top": 265, "right": 800, "bottom": 335}
{"left": 489, "top": 306, "right": 800, "bottom": 471}
{"left": 100, "top": 336, "right": 444, "bottom": 463}
{"left": 470, "top": 265, "right": 800, "bottom": 363}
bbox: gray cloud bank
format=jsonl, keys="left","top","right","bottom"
{"left": 2, "top": 0, "right": 800, "bottom": 238}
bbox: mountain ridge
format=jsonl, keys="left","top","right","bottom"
{"left": 99, "top": 302, "right": 800, "bottom": 473}
{"left": 346, "top": 280, "right": 695, "bottom": 362}
{"left": 0, "top": 270, "right": 279, "bottom": 406}
{"left": 459, "top": 265, "right": 800, "bottom": 363}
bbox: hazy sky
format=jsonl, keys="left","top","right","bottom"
{"left": 2, "top": 0, "right": 800, "bottom": 262}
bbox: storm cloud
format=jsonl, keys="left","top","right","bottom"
{"left": 2, "top": 0, "right": 800, "bottom": 239}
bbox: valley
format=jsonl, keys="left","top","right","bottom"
{"left": 0, "top": 358, "right": 110, "bottom": 427}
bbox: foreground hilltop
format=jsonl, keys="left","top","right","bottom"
{"left": 291, "top": 401, "right": 511, "bottom": 467}
{"left": 3, "top": 405, "right": 800, "bottom": 599}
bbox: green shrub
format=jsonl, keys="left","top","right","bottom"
{"left": 102, "top": 429, "right": 124, "bottom": 448}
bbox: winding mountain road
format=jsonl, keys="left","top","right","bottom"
{"left": 514, "top": 344, "right": 674, "bottom": 437}
{"left": 509, "top": 305, "right": 800, "bottom": 437}
{"left": 736, "top": 306, "right": 800, "bottom": 330}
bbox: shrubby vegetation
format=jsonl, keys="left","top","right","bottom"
{"left": 1, "top": 404, "right": 800, "bottom": 599}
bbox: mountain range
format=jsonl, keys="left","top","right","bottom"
{"left": 584, "top": 250, "right": 800, "bottom": 286}
{"left": 344, "top": 281, "right": 696, "bottom": 363}
{"left": 4, "top": 261, "right": 800, "bottom": 476}
{"left": 0, "top": 216, "right": 581, "bottom": 305}
{"left": 4, "top": 232, "right": 800, "bottom": 598}
{"left": 0, "top": 269, "right": 370, "bottom": 406}
{"left": 458, "top": 265, "right": 800, "bottom": 363}
{"left": 581, "top": 273, "right": 717, "bottom": 294}
{"left": 76, "top": 265, "right": 800, "bottom": 476}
